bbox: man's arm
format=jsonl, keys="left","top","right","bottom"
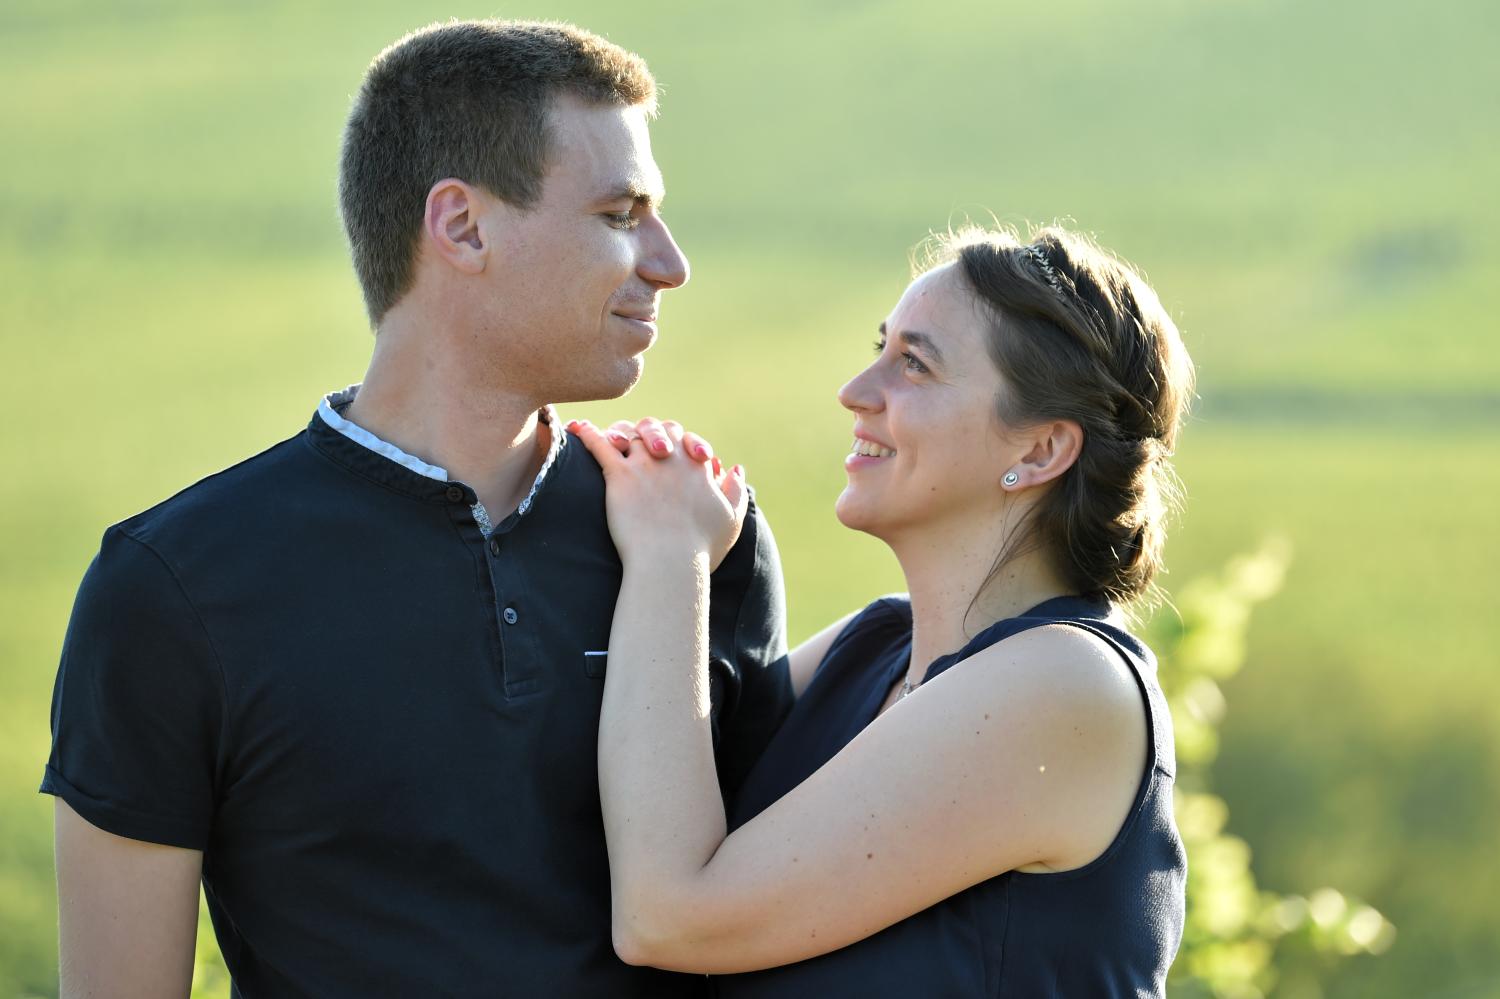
{"left": 43, "top": 526, "right": 226, "bottom": 996}
{"left": 55, "top": 799, "right": 201, "bottom": 999}
{"left": 711, "top": 494, "right": 794, "bottom": 795}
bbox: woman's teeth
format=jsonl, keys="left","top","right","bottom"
{"left": 851, "top": 439, "right": 896, "bottom": 458}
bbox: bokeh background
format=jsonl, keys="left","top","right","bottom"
{"left": 2, "top": 1, "right": 1496, "bottom": 996}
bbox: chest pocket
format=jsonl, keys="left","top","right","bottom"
{"left": 584, "top": 650, "right": 608, "bottom": 678}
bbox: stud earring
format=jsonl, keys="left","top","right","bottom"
{"left": 1002, "top": 471, "right": 1020, "bottom": 487}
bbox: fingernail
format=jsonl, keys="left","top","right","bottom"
{"left": 608, "top": 432, "right": 628, "bottom": 444}
{"left": 694, "top": 444, "right": 709, "bottom": 459}
{"left": 652, "top": 439, "right": 669, "bottom": 453}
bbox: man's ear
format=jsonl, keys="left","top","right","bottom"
{"left": 1001, "top": 419, "right": 1084, "bottom": 492}
{"left": 422, "top": 179, "right": 487, "bottom": 274}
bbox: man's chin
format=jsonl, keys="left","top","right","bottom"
{"left": 552, "top": 357, "right": 645, "bottom": 405}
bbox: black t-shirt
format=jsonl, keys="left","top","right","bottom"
{"left": 42, "top": 407, "right": 793, "bottom": 998}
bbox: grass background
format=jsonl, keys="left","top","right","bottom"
{"left": 2, "top": 0, "right": 1497, "bottom": 996}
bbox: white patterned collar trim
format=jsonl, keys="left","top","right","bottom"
{"left": 317, "top": 384, "right": 565, "bottom": 523}
{"left": 519, "top": 404, "right": 564, "bottom": 517}
{"left": 318, "top": 385, "right": 450, "bottom": 481}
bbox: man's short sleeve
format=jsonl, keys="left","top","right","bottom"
{"left": 707, "top": 494, "right": 793, "bottom": 798}
{"left": 41, "top": 526, "right": 226, "bottom": 850}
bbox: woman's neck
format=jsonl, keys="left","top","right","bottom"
{"left": 889, "top": 518, "right": 1073, "bottom": 683}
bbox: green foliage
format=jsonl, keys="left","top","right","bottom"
{"left": 1151, "top": 543, "right": 1396, "bottom": 999}
{"left": 190, "top": 906, "right": 230, "bottom": 999}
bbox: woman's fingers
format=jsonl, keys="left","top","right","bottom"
{"left": 721, "top": 464, "right": 748, "bottom": 516}
{"left": 681, "top": 432, "right": 714, "bottom": 464}
{"left": 595, "top": 416, "right": 719, "bottom": 465}
{"left": 566, "top": 420, "right": 626, "bottom": 470}
{"left": 714, "top": 464, "right": 750, "bottom": 566}
{"left": 634, "top": 417, "right": 673, "bottom": 456}
{"left": 605, "top": 420, "right": 637, "bottom": 455}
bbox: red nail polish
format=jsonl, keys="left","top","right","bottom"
{"left": 653, "top": 439, "right": 668, "bottom": 453}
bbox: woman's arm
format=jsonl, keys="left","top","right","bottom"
{"left": 787, "top": 610, "right": 860, "bottom": 698}
{"left": 574, "top": 421, "right": 1147, "bottom": 975}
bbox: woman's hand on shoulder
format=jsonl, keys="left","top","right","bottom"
{"left": 568, "top": 417, "right": 747, "bottom": 571}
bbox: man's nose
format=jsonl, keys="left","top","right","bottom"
{"left": 638, "top": 217, "right": 690, "bottom": 290}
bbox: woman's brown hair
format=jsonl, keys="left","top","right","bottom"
{"left": 926, "top": 225, "right": 1195, "bottom": 605}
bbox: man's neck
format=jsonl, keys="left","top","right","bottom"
{"left": 343, "top": 329, "right": 551, "bottom": 523}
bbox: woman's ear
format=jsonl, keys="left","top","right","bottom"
{"left": 422, "top": 178, "right": 487, "bottom": 274}
{"left": 1000, "top": 419, "right": 1084, "bottom": 491}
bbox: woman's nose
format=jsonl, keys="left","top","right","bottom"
{"left": 837, "top": 364, "right": 883, "bottom": 413}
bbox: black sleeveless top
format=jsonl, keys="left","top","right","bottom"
{"left": 712, "top": 595, "right": 1186, "bottom": 998}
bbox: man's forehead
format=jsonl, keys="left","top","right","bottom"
{"left": 546, "top": 97, "right": 665, "bottom": 203}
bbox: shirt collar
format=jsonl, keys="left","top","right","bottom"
{"left": 311, "top": 384, "right": 566, "bottom": 520}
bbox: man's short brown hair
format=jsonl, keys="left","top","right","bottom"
{"left": 339, "top": 20, "right": 657, "bottom": 324}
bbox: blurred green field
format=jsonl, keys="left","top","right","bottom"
{"left": 3, "top": 1, "right": 1497, "bottom": 996}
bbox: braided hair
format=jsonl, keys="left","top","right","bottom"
{"left": 925, "top": 225, "right": 1194, "bottom": 605}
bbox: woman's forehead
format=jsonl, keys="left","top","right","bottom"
{"left": 888, "top": 264, "right": 987, "bottom": 354}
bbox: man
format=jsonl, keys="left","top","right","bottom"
{"left": 43, "top": 20, "right": 791, "bottom": 998}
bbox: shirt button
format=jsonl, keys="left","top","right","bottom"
{"left": 446, "top": 485, "right": 465, "bottom": 502}
{"left": 488, "top": 538, "right": 501, "bottom": 557}
{"left": 502, "top": 607, "right": 519, "bottom": 626}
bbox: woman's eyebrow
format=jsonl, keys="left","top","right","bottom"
{"left": 879, "top": 321, "right": 945, "bottom": 366}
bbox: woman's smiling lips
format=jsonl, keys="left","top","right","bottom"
{"left": 845, "top": 433, "right": 896, "bottom": 471}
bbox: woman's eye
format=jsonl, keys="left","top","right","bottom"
{"left": 873, "top": 337, "right": 927, "bottom": 374}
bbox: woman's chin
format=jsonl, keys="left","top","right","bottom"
{"left": 835, "top": 490, "right": 886, "bottom": 536}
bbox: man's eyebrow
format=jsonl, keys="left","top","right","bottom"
{"left": 599, "top": 182, "right": 663, "bottom": 210}
{"left": 879, "top": 322, "right": 945, "bottom": 366}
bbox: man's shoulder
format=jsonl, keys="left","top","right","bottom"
{"left": 113, "top": 428, "right": 318, "bottom": 553}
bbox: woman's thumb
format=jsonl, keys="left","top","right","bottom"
{"left": 722, "top": 464, "right": 749, "bottom": 522}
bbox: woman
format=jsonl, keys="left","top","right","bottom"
{"left": 567, "top": 224, "right": 1194, "bottom": 996}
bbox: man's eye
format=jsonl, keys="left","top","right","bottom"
{"left": 605, "top": 212, "right": 640, "bottom": 230}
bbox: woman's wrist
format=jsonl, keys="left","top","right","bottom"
{"left": 619, "top": 538, "right": 715, "bottom": 573}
